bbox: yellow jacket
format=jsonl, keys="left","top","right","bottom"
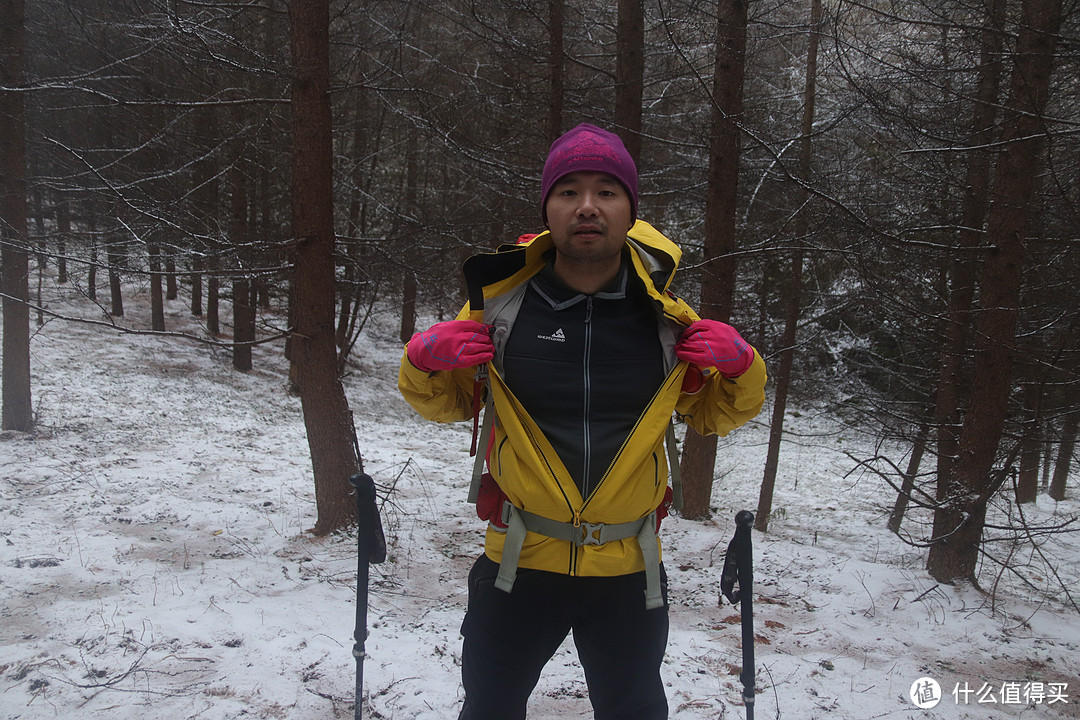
{"left": 399, "top": 220, "right": 767, "bottom": 578}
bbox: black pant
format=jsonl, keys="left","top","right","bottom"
{"left": 458, "top": 554, "right": 669, "bottom": 720}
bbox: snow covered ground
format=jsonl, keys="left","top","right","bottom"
{"left": 2, "top": 278, "right": 1078, "bottom": 720}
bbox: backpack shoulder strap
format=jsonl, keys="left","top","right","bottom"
{"left": 467, "top": 377, "right": 495, "bottom": 504}
{"left": 666, "top": 421, "right": 683, "bottom": 511}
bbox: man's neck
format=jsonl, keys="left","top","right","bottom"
{"left": 551, "top": 255, "right": 623, "bottom": 295}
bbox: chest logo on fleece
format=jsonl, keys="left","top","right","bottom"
{"left": 537, "top": 328, "right": 566, "bottom": 343}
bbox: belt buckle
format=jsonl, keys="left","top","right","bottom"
{"left": 579, "top": 522, "right": 605, "bottom": 546}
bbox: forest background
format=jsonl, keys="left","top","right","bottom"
{"left": 2, "top": 0, "right": 1080, "bottom": 631}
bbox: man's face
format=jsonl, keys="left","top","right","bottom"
{"left": 545, "top": 171, "right": 634, "bottom": 268}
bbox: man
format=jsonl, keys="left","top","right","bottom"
{"left": 399, "top": 123, "right": 766, "bottom": 719}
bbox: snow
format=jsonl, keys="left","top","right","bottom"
{"left": 2, "top": 279, "right": 1079, "bottom": 720}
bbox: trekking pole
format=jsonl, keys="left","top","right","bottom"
{"left": 348, "top": 473, "right": 386, "bottom": 720}
{"left": 721, "top": 510, "right": 756, "bottom": 720}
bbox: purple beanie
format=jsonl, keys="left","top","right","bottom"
{"left": 541, "top": 123, "right": 638, "bottom": 224}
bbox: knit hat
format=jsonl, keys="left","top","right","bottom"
{"left": 541, "top": 123, "right": 638, "bottom": 224}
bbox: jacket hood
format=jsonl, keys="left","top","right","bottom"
{"left": 463, "top": 219, "right": 683, "bottom": 322}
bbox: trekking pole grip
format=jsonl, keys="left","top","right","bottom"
{"left": 350, "top": 473, "right": 376, "bottom": 558}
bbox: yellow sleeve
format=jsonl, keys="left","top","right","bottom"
{"left": 676, "top": 347, "right": 767, "bottom": 437}
{"left": 397, "top": 342, "right": 479, "bottom": 424}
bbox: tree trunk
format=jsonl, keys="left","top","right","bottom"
{"left": 31, "top": 189, "right": 45, "bottom": 327}
{"left": 148, "top": 243, "right": 166, "bottom": 331}
{"left": 337, "top": 266, "right": 355, "bottom": 351}
{"left": 230, "top": 22, "right": 254, "bottom": 373}
{"left": 888, "top": 422, "right": 930, "bottom": 534}
{"left": 399, "top": 273, "right": 417, "bottom": 344}
{"left": 190, "top": 256, "right": 203, "bottom": 317}
{"left": 165, "top": 257, "right": 177, "bottom": 301}
{"left": 547, "top": 0, "right": 564, "bottom": 147}
{"left": 230, "top": 132, "right": 253, "bottom": 371}
{"left": 398, "top": 147, "right": 419, "bottom": 344}
{"left": 87, "top": 212, "right": 98, "bottom": 302}
{"left": 614, "top": 0, "right": 644, "bottom": 162}
{"left": 756, "top": 248, "right": 802, "bottom": 531}
{"left": 934, "top": 0, "right": 1005, "bottom": 490}
{"left": 755, "top": 0, "right": 819, "bottom": 532}
{"left": 56, "top": 198, "right": 69, "bottom": 284}
{"left": 207, "top": 263, "right": 220, "bottom": 333}
{"left": 755, "top": 255, "right": 776, "bottom": 350}
{"left": 0, "top": 0, "right": 32, "bottom": 431}
{"left": 233, "top": 276, "right": 253, "bottom": 371}
{"left": 190, "top": 105, "right": 218, "bottom": 320}
{"left": 1015, "top": 381, "right": 1042, "bottom": 503}
{"left": 926, "top": 0, "right": 1063, "bottom": 583}
{"left": 678, "top": 0, "right": 750, "bottom": 520}
{"left": 338, "top": 121, "right": 364, "bottom": 352}
{"left": 1049, "top": 410, "right": 1077, "bottom": 501}
{"left": 107, "top": 235, "right": 124, "bottom": 317}
{"left": 931, "top": 0, "right": 1006, "bottom": 551}
{"left": 289, "top": 0, "right": 361, "bottom": 534}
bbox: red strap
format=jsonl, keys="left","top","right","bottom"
{"left": 655, "top": 486, "right": 674, "bottom": 533}
{"left": 476, "top": 473, "right": 509, "bottom": 529}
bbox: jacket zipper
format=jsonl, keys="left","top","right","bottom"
{"left": 581, "top": 296, "right": 593, "bottom": 500}
{"left": 491, "top": 368, "right": 576, "bottom": 513}
{"left": 493, "top": 372, "right": 582, "bottom": 577}
{"left": 577, "top": 361, "right": 683, "bottom": 519}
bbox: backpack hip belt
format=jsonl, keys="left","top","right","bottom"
{"left": 492, "top": 501, "right": 665, "bottom": 610}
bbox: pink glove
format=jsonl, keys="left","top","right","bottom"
{"left": 675, "top": 320, "right": 754, "bottom": 378}
{"left": 407, "top": 320, "right": 495, "bottom": 373}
